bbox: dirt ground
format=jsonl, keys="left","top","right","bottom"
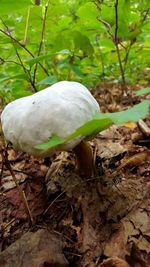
{"left": 0, "top": 83, "right": 150, "bottom": 267}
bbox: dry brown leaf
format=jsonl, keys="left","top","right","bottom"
{"left": 100, "top": 257, "right": 130, "bottom": 267}
{"left": 0, "top": 229, "right": 68, "bottom": 267}
{"left": 1, "top": 173, "right": 27, "bottom": 191}
{"left": 118, "top": 151, "right": 150, "bottom": 170}
{"left": 95, "top": 139, "right": 127, "bottom": 159}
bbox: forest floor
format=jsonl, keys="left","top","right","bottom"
{"left": 0, "top": 82, "right": 150, "bottom": 267}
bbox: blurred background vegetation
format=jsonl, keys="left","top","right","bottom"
{"left": 0, "top": 0, "right": 149, "bottom": 102}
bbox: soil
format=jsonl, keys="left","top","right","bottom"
{"left": 0, "top": 82, "right": 150, "bottom": 267}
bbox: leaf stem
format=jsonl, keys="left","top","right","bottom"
{"left": 33, "top": 0, "right": 50, "bottom": 84}
{"left": 114, "top": 0, "right": 127, "bottom": 91}
{"left": 0, "top": 129, "right": 33, "bottom": 225}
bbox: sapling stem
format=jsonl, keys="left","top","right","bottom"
{"left": 73, "top": 141, "right": 94, "bottom": 178}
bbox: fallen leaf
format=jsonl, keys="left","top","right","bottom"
{"left": 0, "top": 229, "right": 68, "bottom": 267}
{"left": 100, "top": 257, "right": 130, "bottom": 267}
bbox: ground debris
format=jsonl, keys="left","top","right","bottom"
{"left": 0, "top": 229, "right": 68, "bottom": 267}
{"left": 0, "top": 82, "right": 150, "bottom": 267}
{"left": 100, "top": 257, "right": 130, "bottom": 267}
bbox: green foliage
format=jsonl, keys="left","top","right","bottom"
{"left": 66, "top": 118, "right": 113, "bottom": 141}
{"left": 35, "top": 100, "right": 150, "bottom": 151}
{"left": 94, "top": 100, "right": 150, "bottom": 124}
{"left": 0, "top": 0, "right": 149, "bottom": 101}
{"left": 0, "top": 0, "right": 31, "bottom": 14}
{"left": 35, "top": 135, "right": 64, "bottom": 150}
{"left": 136, "top": 87, "right": 150, "bottom": 96}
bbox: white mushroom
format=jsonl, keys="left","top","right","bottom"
{"left": 1, "top": 81, "right": 100, "bottom": 177}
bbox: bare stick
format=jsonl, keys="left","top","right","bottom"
{"left": 95, "top": 34, "right": 105, "bottom": 79}
{"left": 23, "top": 7, "right": 30, "bottom": 45}
{"left": 0, "top": 18, "right": 37, "bottom": 92}
{"left": 0, "top": 28, "right": 49, "bottom": 76}
{"left": 0, "top": 123, "right": 33, "bottom": 224}
{"left": 2, "top": 149, "right": 34, "bottom": 225}
{"left": 33, "top": 0, "right": 50, "bottom": 84}
{"left": 114, "top": 0, "right": 127, "bottom": 91}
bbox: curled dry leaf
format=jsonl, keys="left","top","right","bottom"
{"left": 100, "top": 257, "right": 130, "bottom": 267}
{"left": 118, "top": 151, "right": 150, "bottom": 170}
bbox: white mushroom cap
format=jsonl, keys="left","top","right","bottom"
{"left": 1, "top": 81, "right": 100, "bottom": 157}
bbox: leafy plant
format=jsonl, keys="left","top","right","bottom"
{"left": 35, "top": 100, "right": 150, "bottom": 151}
{"left": 0, "top": 0, "right": 149, "bottom": 102}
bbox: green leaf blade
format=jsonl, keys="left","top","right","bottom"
{"left": 35, "top": 135, "right": 64, "bottom": 150}
{"left": 66, "top": 118, "right": 113, "bottom": 142}
{"left": 94, "top": 100, "right": 150, "bottom": 125}
{"left": 135, "top": 87, "right": 150, "bottom": 96}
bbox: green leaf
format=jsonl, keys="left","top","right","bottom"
{"left": 77, "top": 2, "right": 98, "bottom": 20}
{"left": 26, "top": 54, "right": 52, "bottom": 67}
{"left": 38, "top": 76, "right": 58, "bottom": 85}
{"left": 66, "top": 118, "right": 113, "bottom": 142}
{"left": 72, "top": 31, "right": 94, "bottom": 55}
{"left": 12, "top": 88, "right": 33, "bottom": 98}
{"left": 34, "top": 101, "right": 150, "bottom": 152}
{"left": 35, "top": 135, "right": 64, "bottom": 150}
{"left": 35, "top": 118, "right": 113, "bottom": 151}
{"left": 94, "top": 100, "right": 150, "bottom": 124}
{"left": 26, "top": 50, "right": 71, "bottom": 67}
{"left": 99, "top": 39, "right": 115, "bottom": 51}
{"left": 135, "top": 87, "right": 150, "bottom": 96}
{"left": 0, "top": 0, "right": 31, "bottom": 14}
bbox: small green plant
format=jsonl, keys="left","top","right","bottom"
{"left": 0, "top": 0, "right": 149, "bottom": 102}
{"left": 36, "top": 100, "right": 150, "bottom": 150}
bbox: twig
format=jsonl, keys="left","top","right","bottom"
{"left": 23, "top": 7, "right": 30, "bottom": 45}
{"left": 94, "top": 1, "right": 128, "bottom": 93}
{"left": 0, "top": 57, "right": 23, "bottom": 67}
{"left": 33, "top": 0, "right": 50, "bottom": 84}
{"left": 114, "top": 0, "right": 127, "bottom": 91}
{"left": 141, "top": 8, "right": 150, "bottom": 23}
{"left": 0, "top": 123, "right": 33, "bottom": 225}
{"left": 95, "top": 34, "right": 105, "bottom": 79}
{"left": 94, "top": 0, "right": 113, "bottom": 37}
{"left": 123, "top": 42, "right": 132, "bottom": 73}
{"left": 43, "top": 191, "right": 65, "bottom": 215}
{"left": 2, "top": 149, "right": 34, "bottom": 225}
{"left": 0, "top": 28, "right": 49, "bottom": 76}
{"left": 0, "top": 19, "right": 37, "bottom": 93}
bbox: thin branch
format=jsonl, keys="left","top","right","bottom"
{"left": 95, "top": 33, "right": 105, "bottom": 79}
{"left": 94, "top": 0, "right": 113, "bottom": 37}
{"left": 114, "top": 0, "right": 118, "bottom": 43}
{"left": 123, "top": 42, "right": 132, "bottom": 73}
{"left": 114, "top": 0, "right": 126, "bottom": 89}
{"left": 122, "top": 8, "right": 149, "bottom": 76}
{"left": 0, "top": 29, "right": 49, "bottom": 76}
{"left": 0, "top": 19, "right": 37, "bottom": 92}
{"left": 97, "top": 17, "right": 113, "bottom": 37}
{"left": 0, "top": 57, "right": 22, "bottom": 67}
{"left": 14, "top": 45, "right": 37, "bottom": 92}
{"left": 23, "top": 7, "right": 30, "bottom": 45}
{"left": 33, "top": 0, "right": 50, "bottom": 84}
{"left": 2, "top": 149, "right": 34, "bottom": 225}
{"left": 94, "top": 1, "right": 128, "bottom": 91}
{"left": 141, "top": 8, "right": 149, "bottom": 24}
{"left": 0, "top": 125, "right": 33, "bottom": 225}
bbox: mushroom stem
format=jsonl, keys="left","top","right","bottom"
{"left": 73, "top": 140, "right": 94, "bottom": 178}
